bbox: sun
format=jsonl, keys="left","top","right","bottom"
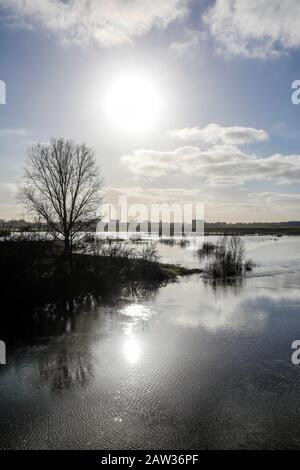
{"left": 103, "top": 72, "right": 162, "bottom": 134}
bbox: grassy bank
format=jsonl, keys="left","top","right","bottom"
{"left": 0, "top": 238, "right": 200, "bottom": 315}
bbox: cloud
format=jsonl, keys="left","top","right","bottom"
{"left": 169, "top": 124, "right": 269, "bottom": 145}
{"left": 202, "top": 190, "right": 300, "bottom": 222}
{"left": 0, "top": 128, "right": 32, "bottom": 137}
{"left": 204, "top": 0, "right": 300, "bottom": 58}
{"left": 122, "top": 123, "right": 299, "bottom": 187}
{"left": 169, "top": 29, "right": 205, "bottom": 55}
{"left": 121, "top": 145, "right": 300, "bottom": 186}
{"left": 247, "top": 192, "right": 300, "bottom": 206}
{"left": 0, "top": 0, "right": 188, "bottom": 47}
{"left": 103, "top": 186, "right": 212, "bottom": 205}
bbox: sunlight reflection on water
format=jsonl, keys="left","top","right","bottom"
{"left": 2, "top": 236, "right": 300, "bottom": 449}
{"left": 121, "top": 304, "right": 153, "bottom": 320}
{"left": 123, "top": 336, "right": 142, "bottom": 365}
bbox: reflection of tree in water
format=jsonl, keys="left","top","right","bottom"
{"left": 32, "top": 282, "right": 160, "bottom": 334}
{"left": 35, "top": 297, "right": 97, "bottom": 392}
{"left": 120, "top": 281, "right": 161, "bottom": 300}
{"left": 203, "top": 276, "right": 245, "bottom": 296}
{"left": 32, "top": 294, "right": 99, "bottom": 336}
{"left": 38, "top": 347, "right": 94, "bottom": 392}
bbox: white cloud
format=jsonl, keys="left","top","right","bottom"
{"left": 247, "top": 192, "right": 300, "bottom": 206}
{"left": 169, "top": 124, "right": 269, "bottom": 145}
{"left": 0, "top": 0, "right": 188, "bottom": 47}
{"left": 204, "top": 0, "right": 300, "bottom": 58}
{"left": 122, "top": 145, "right": 300, "bottom": 186}
{"left": 122, "top": 123, "right": 299, "bottom": 187}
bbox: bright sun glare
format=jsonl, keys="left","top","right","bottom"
{"left": 123, "top": 336, "right": 141, "bottom": 364}
{"left": 103, "top": 73, "right": 161, "bottom": 134}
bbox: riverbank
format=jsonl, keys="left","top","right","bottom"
{"left": 0, "top": 238, "right": 202, "bottom": 316}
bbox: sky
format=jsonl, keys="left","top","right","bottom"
{"left": 0, "top": 0, "right": 300, "bottom": 222}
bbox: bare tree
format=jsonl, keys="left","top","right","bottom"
{"left": 18, "top": 138, "right": 103, "bottom": 255}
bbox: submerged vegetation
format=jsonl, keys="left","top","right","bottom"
{"left": 197, "top": 241, "right": 216, "bottom": 259}
{"left": 201, "top": 236, "right": 254, "bottom": 279}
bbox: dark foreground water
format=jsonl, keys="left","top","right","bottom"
{"left": 1, "top": 236, "right": 300, "bottom": 449}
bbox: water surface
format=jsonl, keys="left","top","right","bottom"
{"left": 1, "top": 236, "right": 300, "bottom": 449}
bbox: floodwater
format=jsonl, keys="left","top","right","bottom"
{"left": 1, "top": 236, "right": 300, "bottom": 449}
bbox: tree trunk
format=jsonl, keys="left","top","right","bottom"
{"left": 64, "top": 236, "right": 73, "bottom": 274}
{"left": 64, "top": 236, "right": 70, "bottom": 254}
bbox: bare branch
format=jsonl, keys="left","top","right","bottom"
{"left": 18, "top": 138, "right": 103, "bottom": 253}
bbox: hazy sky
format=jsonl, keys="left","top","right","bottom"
{"left": 1, "top": 0, "right": 300, "bottom": 222}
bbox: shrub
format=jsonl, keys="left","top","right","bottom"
{"left": 206, "top": 236, "right": 252, "bottom": 278}
{"left": 197, "top": 241, "right": 216, "bottom": 258}
{"left": 0, "top": 229, "right": 11, "bottom": 239}
{"left": 100, "top": 242, "right": 137, "bottom": 259}
{"left": 244, "top": 259, "right": 255, "bottom": 271}
{"left": 140, "top": 243, "right": 160, "bottom": 263}
{"left": 78, "top": 234, "right": 106, "bottom": 256}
